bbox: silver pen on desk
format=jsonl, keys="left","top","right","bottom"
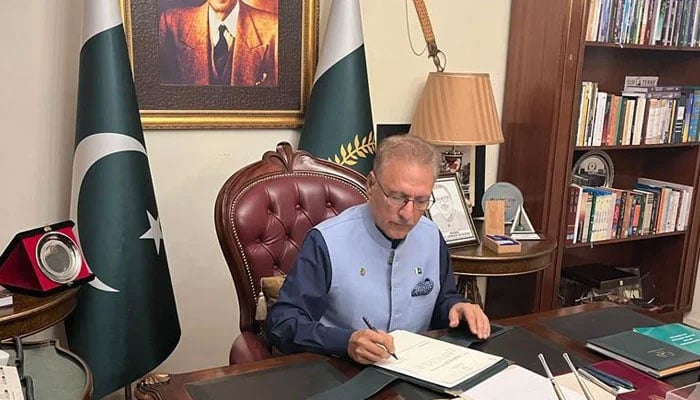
{"left": 562, "top": 353, "right": 594, "bottom": 400}
{"left": 538, "top": 353, "right": 568, "bottom": 400}
{"left": 577, "top": 368, "right": 618, "bottom": 397}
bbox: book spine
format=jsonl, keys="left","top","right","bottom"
{"left": 638, "top": 0, "right": 650, "bottom": 43}
{"left": 682, "top": 92, "right": 694, "bottom": 142}
{"left": 690, "top": 90, "right": 700, "bottom": 141}
{"left": 631, "top": 194, "right": 642, "bottom": 236}
{"left": 566, "top": 185, "right": 581, "bottom": 244}
{"left": 616, "top": 190, "right": 628, "bottom": 238}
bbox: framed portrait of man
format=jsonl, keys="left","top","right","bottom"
{"left": 122, "top": 0, "right": 318, "bottom": 128}
{"left": 427, "top": 174, "right": 479, "bottom": 247}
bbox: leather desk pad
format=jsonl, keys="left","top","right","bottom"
{"left": 472, "top": 326, "right": 588, "bottom": 376}
{"left": 184, "top": 358, "right": 438, "bottom": 400}
{"left": 185, "top": 360, "right": 346, "bottom": 400}
{"left": 541, "top": 307, "right": 662, "bottom": 343}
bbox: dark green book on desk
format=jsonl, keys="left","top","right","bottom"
{"left": 586, "top": 330, "right": 700, "bottom": 378}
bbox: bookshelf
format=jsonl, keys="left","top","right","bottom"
{"left": 498, "top": 0, "right": 700, "bottom": 313}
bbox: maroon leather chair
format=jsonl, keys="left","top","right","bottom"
{"left": 214, "top": 142, "right": 368, "bottom": 365}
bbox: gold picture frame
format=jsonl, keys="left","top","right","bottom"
{"left": 428, "top": 174, "right": 480, "bottom": 247}
{"left": 121, "top": 0, "right": 318, "bottom": 129}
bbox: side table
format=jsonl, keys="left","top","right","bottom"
{"left": 0, "top": 288, "right": 93, "bottom": 398}
{"left": 2, "top": 339, "right": 93, "bottom": 400}
{"left": 0, "top": 288, "right": 79, "bottom": 339}
{"left": 450, "top": 235, "right": 557, "bottom": 317}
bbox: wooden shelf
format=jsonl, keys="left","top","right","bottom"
{"left": 498, "top": 0, "right": 700, "bottom": 314}
{"left": 584, "top": 42, "right": 700, "bottom": 52}
{"left": 575, "top": 143, "right": 700, "bottom": 151}
{"left": 565, "top": 231, "right": 685, "bottom": 249}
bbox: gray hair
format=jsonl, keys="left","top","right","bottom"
{"left": 373, "top": 135, "right": 440, "bottom": 178}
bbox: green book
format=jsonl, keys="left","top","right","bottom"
{"left": 586, "top": 330, "right": 700, "bottom": 378}
{"left": 634, "top": 323, "right": 700, "bottom": 355}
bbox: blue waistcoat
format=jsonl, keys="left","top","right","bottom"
{"left": 315, "top": 204, "right": 441, "bottom": 333}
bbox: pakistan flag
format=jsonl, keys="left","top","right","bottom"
{"left": 298, "top": 0, "right": 375, "bottom": 174}
{"left": 67, "top": 0, "right": 180, "bottom": 398}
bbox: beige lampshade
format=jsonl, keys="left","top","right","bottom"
{"left": 409, "top": 72, "right": 504, "bottom": 145}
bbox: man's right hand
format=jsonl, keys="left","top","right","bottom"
{"left": 347, "top": 329, "right": 396, "bottom": 365}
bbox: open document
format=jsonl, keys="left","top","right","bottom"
{"left": 374, "top": 330, "right": 504, "bottom": 388}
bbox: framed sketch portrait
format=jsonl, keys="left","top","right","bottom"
{"left": 122, "top": 0, "right": 318, "bottom": 129}
{"left": 427, "top": 174, "right": 479, "bottom": 247}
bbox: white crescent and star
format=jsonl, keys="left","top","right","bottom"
{"left": 140, "top": 211, "right": 163, "bottom": 255}
{"left": 70, "top": 132, "right": 163, "bottom": 293}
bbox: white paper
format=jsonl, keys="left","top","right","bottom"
{"left": 555, "top": 372, "right": 616, "bottom": 400}
{"left": 0, "top": 365, "right": 25, "bottom": 400}
{"left": 510, "top": 232, "right": 541, "bottom": 240}
{"left": 460, "top": 365, "right": 586, "bottom": 400}
{"left": 374, "top": 330, "right": 503, "bottom": 388}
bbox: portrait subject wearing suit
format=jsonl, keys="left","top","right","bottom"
{"left": 431, "top": 183, "right": 471, "bottom": 239}
{"left": 159, "top": 0, "right": 278, "bottom": 87}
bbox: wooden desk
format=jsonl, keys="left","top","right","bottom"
{"left": 0, "top": 288, "right": 79, "bottom": 339}
{"left": 135, "top": 302, "right": 676, "bottom": 400}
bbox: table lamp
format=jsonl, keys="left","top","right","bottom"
{"left": 409, "top": 72, "right": 504, "bottom": 216}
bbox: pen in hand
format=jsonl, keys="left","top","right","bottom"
{"left": 362, "top": 316, "right": 398, "bottom": 360}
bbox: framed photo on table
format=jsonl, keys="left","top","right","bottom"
{"left": 427, "top": 174, "right": 479, "bottom": 247}
{"left": 122, "top": 0, "right": 318, "bottom": 129}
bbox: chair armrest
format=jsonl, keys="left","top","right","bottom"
{"left": 229, "top": 331, "right": 273, "bottom": 365}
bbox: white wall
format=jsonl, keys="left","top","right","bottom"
{"left": 0, "top": 0, "right": 514, "bottom": 385}
{"left": 363, "top": 0, "right": 510, "bottom": 186}
{"left": 686, "top": 276, "right": 700, "bottom": 327}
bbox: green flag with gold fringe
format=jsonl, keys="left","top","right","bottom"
{"left": 298, "top": 0, "right": 375, "bottom": 174}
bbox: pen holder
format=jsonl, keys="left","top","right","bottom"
{"left": 666, "top": 382, "right": 700, "bottom": 400}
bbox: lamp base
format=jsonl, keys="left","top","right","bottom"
{"left": 441, "top": 149, "right": 463, "bottom": 174}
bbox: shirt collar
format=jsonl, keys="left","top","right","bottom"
{"left": 375, "top": 225, "right": 404, "bottom": 249}
{"left": 359, "top": 204, "right": 406, "bottom": 249}
{"left": 208, "top": 2, "right": 239, "bottom": 47}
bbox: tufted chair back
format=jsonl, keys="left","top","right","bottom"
{"left": 215, "top": 142, "right": 368, "bottom": 364}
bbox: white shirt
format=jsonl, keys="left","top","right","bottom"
{"left": 208, "top": 3, "right": 239, "bottom": 69}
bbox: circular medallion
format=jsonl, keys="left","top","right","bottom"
{"left": 35, "top": 231, "right": 82, "bottom": 284}
{"left": 481, "top": 182, "right": 524, "bottom": 222}
{"left": 572, "top": 150, "right": 614, "bottom": 187}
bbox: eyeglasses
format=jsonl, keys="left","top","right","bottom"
{"left": 374, "top": 177, "right": 435, "bottom": 211}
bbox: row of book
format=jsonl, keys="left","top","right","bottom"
{"left": 585, "top": 0, "right": 700, "bottom": 46}
{"left": 575, "top": 82, "right": 700, "bottom": 146}
{"left": 565, "top": 177, "right": 693, "bottom": 244}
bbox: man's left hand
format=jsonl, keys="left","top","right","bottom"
{"left": 448, "top": 302, "right": 490, "bottom": 339}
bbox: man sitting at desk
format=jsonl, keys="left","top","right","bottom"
{"left": 266, "top": 135, "right": 490, "bottom": 365}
